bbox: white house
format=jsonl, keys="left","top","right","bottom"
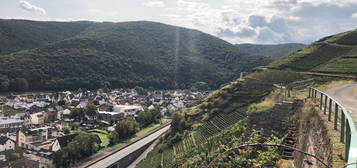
{"left": 113, "top": 105, "right": 143, "bottom": 114}
{"left": 30, "top": 112, "right": 45, "bottom": 125}
{"left": 0, "top": 136, "right": 15, "bottom": 152}
{"left": 62, "top": 109, "right": 71, "bottom": 115}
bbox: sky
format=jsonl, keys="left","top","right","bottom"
{"left": 1, "top": 0, "right": 357, "bottom": 44}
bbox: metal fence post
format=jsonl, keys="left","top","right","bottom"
{"left": 328, "top": 99, "right": 332, "bottom": 121}
{"left": 320, "top": 93, "right": 323, "bottom": 110}
{"left": 345, "top": 123, "right": 351, "bottom": 162}
{"left": 334, "top": 103, "right": 338, "bottom": 130}
{"left": 341, "top": 111, "right": 345, "bottom": 143}
{"left": 324, "top": 95, "right": 327, "bottom": 114}
{"left": 314, "top": 90, "right": 317, "bottom": 98}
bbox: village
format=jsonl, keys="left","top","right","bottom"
{"left": 0, "top": 88, "right": 209, "bottom": 167}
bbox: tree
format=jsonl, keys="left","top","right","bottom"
{"left": 63, "top": 128, "right": 70, "bottom": 135}
{"left": 53, "top": 133, "right": 101, "bottom": 168}
{"left": 171, "top": 112, "right": 190, "bottom": 133}
{"left": 9, "top": 78, "right": 29, "bottom": 91}
{"left": 0, "top": 76, "right": 9, "bottom": 92}
{"left": 85, "top": 104, "right": 97, "bottom": 119}
{"left": 134, "top": 86, "right": 147, "bottom": 95}
{"left": 115, "top": 118, "right": 138, "bottom": 139}
{"left": 137, "top": 110, "right": 153, "bottom": 127}
{"left": 137, "top": 108, "right": 161, "bottom": 127}
{"left": 108, "top": 131, "right": 120, "bottom": 146}
{"left": 69, "top": 108, "right": 85, "bottom": 121}
{"left": 0, "top": 81, "right": 9, "bottom": 92}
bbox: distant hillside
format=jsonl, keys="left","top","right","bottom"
{"left": 0, "top": 19, "right": 94, "bottom": 55}
{"left": 0, "top": 19, "right": 271, "bottom": 91}
{"left": 236, "top": 43, "right": 306, "bottom": 59}
{"left": 269, "top": 29, "right": 357, "bottom": 74}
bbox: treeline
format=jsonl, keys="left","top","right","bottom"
{"left": 53, "top": 133, "right": 101, "bottom": 168}
{"left": 0, "top": 76, "right": 29, "bottom": 92}
{"left": 0, "top": 73, "right": 213, "bottom": 92}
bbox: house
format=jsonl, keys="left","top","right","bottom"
{"left": 17, "top": 128, "right": 49, "bottom": 148}
{"left": 0, "top": 137, "right": 15, "bottom": 152}
{"left": 113, "top": 105, "right": 143, "bottom": 114}
{"left": 30, "top": 112, "right": 45, "bottom": 125}
{"left": 25, "top": 148, "right": 54, "bottom": 168}
{"left": 44, "top": 107, "right": 57, "bottom": 122}
{"left": 62, "top": 109, "right": 71, "bottom": 116}
{"left": 0, "top": 118, "right": 24, "bottom": 132}
{"left": 98, "top": 111, "right": 125, "bottom": 123}
{"left": 51, "top": 134, "right": 78, "bottom": 152}
{"left": 98, "top": 105, "right": 143, "bottom": 123}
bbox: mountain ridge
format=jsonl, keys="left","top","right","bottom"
{"left": 0, "top": 19, "right": 271, "bottom": 91}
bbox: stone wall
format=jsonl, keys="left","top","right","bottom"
{"left": 294, "top": 102, "right": 333, "bottom": 168}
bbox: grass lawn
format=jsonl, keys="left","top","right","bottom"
{"left": 92, "top": 132, "right": 110, "bottom": 147}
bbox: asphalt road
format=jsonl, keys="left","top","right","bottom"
{"left": 325, "top": 84, "right": 357, "bottom": 127}
{"left": 83, "top": 125, "right": 170, "bottom": 168}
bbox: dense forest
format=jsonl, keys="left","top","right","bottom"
{"left": 0, "top": 20, "right": 271, "bottom": 92}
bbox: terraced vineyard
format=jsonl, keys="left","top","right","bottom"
{"left": 161, "top": 109, "right": 246, "bottom": 166}
{"left": 138, "top": 109, "right": 248, "bottom": 167}
{"left": 269, "top": 29, "right": 357, "bottom": 75}
{"left": 139, "top": 78, "right": 274, "bottom": 167}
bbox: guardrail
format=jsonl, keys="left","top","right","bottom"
{"left": 309, "top": 88, "right": 357, "bottom": 168}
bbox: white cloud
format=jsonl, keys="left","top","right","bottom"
{"left": 18, "top": 1, "right": 46, "bottom": 15}
{"left": 143, "top": 0, "right": 165, "bottom": 8}
{"left": 352, "top": 12, "right": 357, "bottom": 18}
{"left": 162, "top": 0, "right": 357, "bottom": 44}
{"left": 4, "top": 0, "right": 357, "bottom": 44}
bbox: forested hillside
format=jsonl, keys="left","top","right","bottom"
{"left": 0, "top": 20, "right": 271, "bottom": 91}
{"left": 0, "top": 19, "right": 93, "bottom": 54}
{"left": 236, "top": 43, "right": 306, "bottom": 59}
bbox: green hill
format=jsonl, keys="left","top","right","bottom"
{"left": 236, "top": 43, "right": 306, "bottom": 59}
{"left": 0, "top": 20, "right": 271, "bottom": 91}
{"left": 137, "top": 29, "right": 357, "bottom": 167}
{"left": 269, "top": 29, "right": 357, "bottom": 74}
{"left": 137, "top": 69, "right": 304, "bottom": 168}
{"left": 0, "top": 19, "right": 94, "bottom": 55}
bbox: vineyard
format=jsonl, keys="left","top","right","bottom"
{"left": 138, "top": 109, "right": 247, "bottom": 168}
{"left": 138, "top": 78, "right": 275, "bottom": 167}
